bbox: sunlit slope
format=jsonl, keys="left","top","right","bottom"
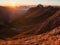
{"left": 0, "top": 26, "right": 60, "bottom": 45}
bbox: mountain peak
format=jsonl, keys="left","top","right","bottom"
{"left": 37, "top": 4, "right": 44, "bottom": 8}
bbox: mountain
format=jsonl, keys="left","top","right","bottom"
{"left": 0, "top": 4, "right": 60, "bottom": 39}
{"left": 0, "top": 4, "right": 60, "bottom": 45}
{"left": 11, "top": 4, "right": 60, "bottom": 39}
{"left": 0, "top": 6, "right": 26, "bottom": 39}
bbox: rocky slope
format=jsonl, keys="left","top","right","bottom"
{"left": 0, "top": 26, "right": 60, "bottom": 45}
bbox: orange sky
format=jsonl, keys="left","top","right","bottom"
{"left": 0, "top": 0, "right": 60, "bottom": 6}
{"left": 0, "top": 2, "right": 39, "bottom": 6}
{"left": 0, "top": 3, "right": 60, "bottom": 7}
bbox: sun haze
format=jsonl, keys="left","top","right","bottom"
{"left": 0, "top": 0, "right": 60, "bottom": 6}
{"left": 11, "top": 4, "right": 16, "bottom": 6}
{"left": 10, "top": 4, "right": 17, "bottom": 7}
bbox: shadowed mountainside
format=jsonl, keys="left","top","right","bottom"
{"left": 0, "top": 4, "right": 60, "bottom": 40}
{"left": 0, "top": 4, "right": 60, "bottom": 45}
{"left": 0, "top": 6, "right": 21, "bottom": 39}
{"left": 12, "top": 5, "right": 60, "bottom": 39}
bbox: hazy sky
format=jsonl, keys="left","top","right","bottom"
{"left": 0, "top": 0, "right": 60, "bottom": 6}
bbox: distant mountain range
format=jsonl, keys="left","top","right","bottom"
{"left": 11, "top": 4, "right": 60, "bottom": 39}
{"left": 0, "top": 4, "right": 60, "bottom": 39}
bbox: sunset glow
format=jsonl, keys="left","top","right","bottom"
{"left": 0, "top": 0, "right": 60, "bottom": 6}
{"left": 11, "top": 4, "right": 16, "bottom": 7}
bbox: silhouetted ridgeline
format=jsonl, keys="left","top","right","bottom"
{"left": 0, "top": 4, "right": 60, "bottom": 39}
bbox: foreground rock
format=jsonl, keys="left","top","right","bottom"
{"left": 0, "top": 26, "right": 60, "bottom": 45}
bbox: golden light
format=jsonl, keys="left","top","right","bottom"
{"left": 11, "top": 4, "right": 16, "bottom": 7}
{"left": 8, "top": 4, "right": 17, "bottom": 11}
